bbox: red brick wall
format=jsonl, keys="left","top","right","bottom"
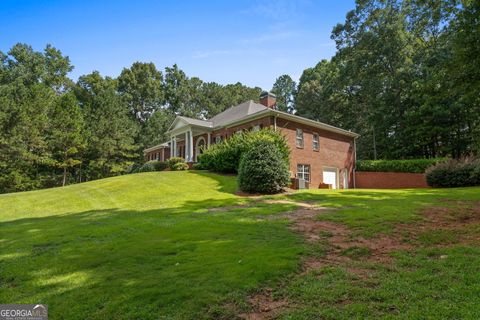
{"left": 213, "top": 117, "right": 273, "bottom": 140}
{"left": 145, "top": 148, "right": 170, "bottom": 162}
{"left": 276, "top": 118, "right": 355, "bottom": 189}
{"left": 355, "top": 171, "right": 429, "bottom": 189}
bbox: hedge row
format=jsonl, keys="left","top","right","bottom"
{"left": 356, "top": 159, "right": 445, "bottom": 173}
{"left": 426, "top": 158, "right": 480, "bottom": 187}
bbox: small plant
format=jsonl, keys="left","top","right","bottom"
{"left": 171, "top": 162, "right": 189, "bottom": 171}
{"left": 137, "top": 161, "right": 156, "bottom": 172}
{"left": 238, "top": 139, "right": 290, "bottom": 194}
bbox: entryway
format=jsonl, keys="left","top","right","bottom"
{"left": 323, "top": 167, "right": 338, "bottom": 189}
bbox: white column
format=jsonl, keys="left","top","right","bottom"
{"left": 170, "top": 137, "right": 173, "bottom": 158}
{"left": 184, "top": 131, "right": 188, "bottom": 161}
{"left": 189, "top": 129, "right": 194, "bottom": 162}
{"left": 207, "top": 132, "right": 211, "bottom": 148}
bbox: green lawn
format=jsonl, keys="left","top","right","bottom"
{"left": 1, "top": 172, "right": 480, "bottom": 319}
{"left": 0, "top": 171, "right": 302, "bottom": 319}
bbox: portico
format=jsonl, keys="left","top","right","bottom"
{"left": 167, "top": 116, "right": 213, "bottom": 163}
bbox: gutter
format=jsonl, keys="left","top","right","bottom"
{"left": 353, "top": 136, "right": 358, "bottom": 189}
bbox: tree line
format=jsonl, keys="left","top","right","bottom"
{"left": 294, "top": 0, "right": 479, "bottom": 160}
{"left": 0, "top": 45, "right": 261, "bottom": 193}
{"left": 1, "top": 0, "right": 478, "bottom": 193}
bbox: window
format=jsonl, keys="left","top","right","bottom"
{"left": 156, "top": 152, "right": 159, "bottom": 160}
{"left": 313, "top": 133, "right": 319, "bottom": 151}
{"left": 235, "top": 130, "right": 242, "bottom": 135}
{"left": 297, "top": 164, "right": 310, "bottom": 182}
{"left": 252, "top": 125, "right": 261, "bottom": 132}
{"left": 296, "top": 129, "right": 304, "bottom": 148}
{"left": 215, "top": 136, "right": 222, "bottom": 144}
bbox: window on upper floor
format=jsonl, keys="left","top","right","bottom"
{"left": 297, "top": 164, "right": 310, "bottom": 182}
{"left": 313, "top": 133, "right": 319, "bottom": 151}
{"left": 296, "top": 129, "right": 304, "bottom": 148}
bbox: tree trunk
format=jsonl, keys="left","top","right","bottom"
{"left": 62, "top": 167, "right": 67, "bottom": 187}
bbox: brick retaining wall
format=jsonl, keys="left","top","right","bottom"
{"left": 355, "top": 171, "right": 429, "bottom": 189}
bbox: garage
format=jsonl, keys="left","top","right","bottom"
{"left": 323, "top": 168, "right": 338, "bottom": 189}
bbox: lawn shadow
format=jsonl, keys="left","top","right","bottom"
{"left": 0, "top": 197, "right": 302, "bottom": 319}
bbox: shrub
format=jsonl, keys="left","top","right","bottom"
{"left": 356, "top": 158, "right": 445, "bottom": 173}
{"left": 153, "top": 161, "right": 168, "bottom": 171}
{"left": 426, "top": 158, "right": 480, "bottom": 187}
{"left": 167, "top": 157, "right": 185, "bottom": 170}
{"left": 171, "top": 162, "right": 189, "bottom": 171}
{"left": 198, "top": 128, "right": 289, "bottom": 173}
{"left": 136, "top": 161, "right": 156, "bottom": 173}
{"left": 191, "top": 163, "right": 206, "bottom": 170}
{"left": 238, "top": 140, "right": 290, "bottom": 194}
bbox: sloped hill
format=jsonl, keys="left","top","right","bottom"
{"left": 0, "top": 171, "right": 302, "bottom": 319}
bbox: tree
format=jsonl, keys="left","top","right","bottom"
{"left": 271, "top": 74, "right": 296, "bottom": 113}
{"left": 117, "top": 62, "right": 164, "bottom": 123}
{"left": 48, "top": 92, "right": 85, "bottom": 186}
{"left": 76, "top": 72, "right": 139, "bottom": 180}
{"left": 0, "top": 43, "right": 72, "bottom": 192}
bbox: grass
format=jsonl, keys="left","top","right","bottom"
{"left": 0, "top": 171, "right": 303, "bottom": 319}
{"left": 2, "top": 172, "right": 480, "bottom": 319}
{"left": 275, "top": 187, "right": 480, "bottom": 319}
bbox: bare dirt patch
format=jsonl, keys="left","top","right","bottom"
{"left": 237, "top": 200, "right": 480, "bottom": 319}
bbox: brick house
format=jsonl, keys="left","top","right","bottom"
{"left": 144, "top": 92, "right": 359, "bottom": 189}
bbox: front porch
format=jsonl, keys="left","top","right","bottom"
{"left": 169, "top": 126, "right": 212, "bottom": 163}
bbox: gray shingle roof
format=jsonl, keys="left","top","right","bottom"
{"left": 177, "top": 116, "right": 213, "bottom": 128}
{"left": 209, "top": 100, "right": 268, "bottom": 127}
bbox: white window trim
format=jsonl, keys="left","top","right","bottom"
{"left": 296, "top": 129, "right": 304, "bottom": 148}
{"left": 297, "top": 164, "right": 311, "bottom": 182}
{"left": 313, "top": 133, "right": 319, "bottom": 151}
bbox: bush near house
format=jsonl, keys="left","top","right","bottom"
{"left": 198, "top": 129, "right": 289, "bottom": 173}
{"left": 356, "top": 158, "right": 445, "bottom": 173}
{"left": 128, "top": 161, "right": 168, "bottom": 173}
{"left": 171, "top": 162, "right": 189, "bottom": 171}
{"left": 167, "top": 157, "right": 186, "bottom": 170}
{"left": 426, "top": 158, "right": 480, "bottom": 187}
{"left": 238, "top": 140, "right": 290, "bottom": 194}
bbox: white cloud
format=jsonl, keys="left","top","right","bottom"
{"left": 192, "top": 50, "right": 232, "bottom": 59}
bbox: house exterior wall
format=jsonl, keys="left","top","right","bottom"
{"left": 145, "top": 148, "right": 170, "bottom": 162}
{"left": 275, "top": 118, "right": 355, "bottom": 189}
{"left": 146, "top": 115, "right": 355, "bottom": 189}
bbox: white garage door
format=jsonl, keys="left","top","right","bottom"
{"left": 323, "top": 168, "right": 338, "bottom": 189}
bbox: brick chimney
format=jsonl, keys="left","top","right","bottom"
{"left": 259, "top": 91, "right": 277, "bottom": 109}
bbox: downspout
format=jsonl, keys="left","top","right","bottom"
{"left": 353, "top": 137, "right": 357, "bottom": 189}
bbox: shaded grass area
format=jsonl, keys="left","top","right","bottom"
{"left": 0, "top": 171, "right": 303, "bottom": 319}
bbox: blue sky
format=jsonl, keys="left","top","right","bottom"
{"left": 1, "top": 0, "right": 355, "bottom": 89}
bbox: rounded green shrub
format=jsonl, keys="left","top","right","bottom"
{"left": 167, "top": 157, "right": 185, "bottom": 169}
{"left": 426, "top": 158, "right": 480, "bottom": 187}
{"left": 238, "top": 140, "right": 290, "bottom": 194}
{"left": 171, "top": 162, "right": 189, "bottom": 171}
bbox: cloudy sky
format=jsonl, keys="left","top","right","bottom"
{"left": 1, "top": 0, "right": 356, "bottom": 89}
